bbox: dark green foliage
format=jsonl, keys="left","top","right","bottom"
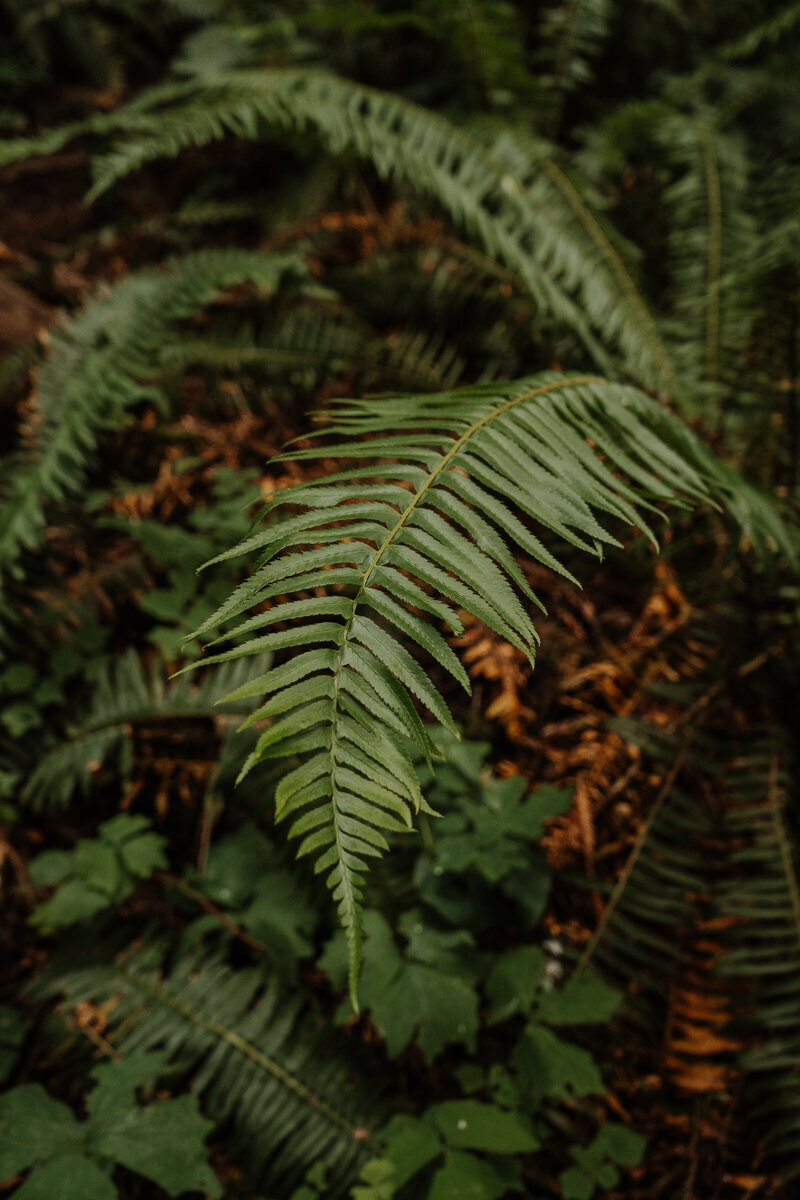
{"left": 29, "top": 813, "right": 168, "bottom": 932}
{"left": 0, "top": 250, "right": 315, "bottom": 637}
{"left": 0, "top": 1054, "right": 220, "bottom": 1198}
{"left": 716, "top": 742, "right": 800, "bottom": 1182}
{"left": 193, "top": 370, "right": 791, "bottom": 997}
{"left": 33, "top": 943, "right": 382, "bottom": 1195}
{"left": 22, "top": 650, "right": 272, "bottom": 810}
{"left": 2, "top": 1, "right": 800, "bottom": 1196}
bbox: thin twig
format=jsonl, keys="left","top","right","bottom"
{"left": 154, "top": 871, "right": 269, "bottom": 956}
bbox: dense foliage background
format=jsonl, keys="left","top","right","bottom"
{"left": 1, "top": 2, "right": 799, "bottom": 1198}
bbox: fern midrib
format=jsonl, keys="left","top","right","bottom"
{"left": 325, "top": 374, "right": 600, "bottom": 979}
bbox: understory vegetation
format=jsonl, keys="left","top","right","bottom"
{"left": 0, "top": 2, "right": 799, "bottom": 1198}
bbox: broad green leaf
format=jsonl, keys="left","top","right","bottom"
{"left": 428, "top": 1151, "right": 511, "bottom": 1200}
{"left": 73, "top": 840, "right": 126, "bottom": 897}
{"left": 321, "top": 911, "right": 478, "bottom": 1061}
{"left": 381, "top": 1117, "right": 442, "bottom": 1189}
{"left": 12, "top": 1155, "right": 115, "bottom": 1200}
{"left": 0, "top": 1085, "right": 81, "bottom": 1179}
{"left": 559, "top": 1166, "right": 595, "bottom": 1200}
{"left": 86, "top": 1055, "right": 220, "bottom": 1198}
{"left": 486, "top": 947, "right": 546, "bottom": 1023}
{"left": 535, "top": 971, "right": 622, "bottom": 1026}
{"left": 430, "top": 1100, "right": 539, "bottom": 1153}
{"left": 512, "top": 1024, "right": 604, "bottom": 1102}
{"left": 118, "top": 831, "right": 168, "bottom": 879}
{"left": 30, "top": 880, "right": 110, "bottom": 933}
{"left": 595, "top": 1123, "right": 646, "bottom": 1166}
{"left": 92, "top": 1096, "right": 220, "bottom": 1198}
{"left": 28, "top": 850, "right": 73, "bottom": 888}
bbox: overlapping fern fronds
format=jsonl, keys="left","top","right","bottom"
{"left": 186, "top": 370, "right": 791, "bottom": 1001}
{"left": 2, "top": 70, "right": 679, "bottom": 392}
{"left": 33, "top": 941, "right": 381, "bottom": 1194}
{"left": 0, "top": 249, "right": 315, "bottom": 631}
{"left": 572, "top": 769, "right": 718, "bottom": 997}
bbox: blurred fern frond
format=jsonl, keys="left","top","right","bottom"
{"left": 33, "top": 941, "right": 382, "bottom": 1194}
{"left": 0, "top": 249, "right": 315, "bottom": 629}
{"left": 23, "top": 650, "right": 272, "bottom": 810}
{"left": 1, "top": 70, "right": 683, "bottom": 392}
{"left": 717, "top": 740, "right": 800, "bottom": 1180}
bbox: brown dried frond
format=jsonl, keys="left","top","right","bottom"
{"left": 453, "top": 612, "right": 537, "bottom": 745}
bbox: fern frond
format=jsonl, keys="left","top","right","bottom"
{"left": 23, "top": 650, "right": 272, "bottom": 810}
{"left": 4, "top": 69, "right": 681, "bottom": 391}
{"left": 539, "top": 0, "right": 610, "bottom": 111}
{"left": 573, "top": 765, "right": 717, "bottom": 993}
{"left": 716, "top": 741, "right": 800, "bottom": 1180}
{"left": 161, "top": 307, "right": 468, "bottom": 393}
{"left": 188, "top": 370, "right": 780, "bottom": 1001}
{"left": 33, "top": 941, "right": 382, "bottom": 1194}
{"left": 417, "top": 0, "right": 536, "bottom": 106}
{"left": 719, "top": 2, "right": 800, "bottom": 62}
{"left": 0, "top": 250, "right": 314, "bottom": 630}
{"left": 466, "top": 120, "right": 674, "bottom": 390}
{"left": 656, "top": 108, "right": 756, "bottom": 396}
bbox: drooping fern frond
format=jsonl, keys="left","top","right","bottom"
{"left": 466, "top": 119, "right": 673, "bottom": 389}
{"left": 185, "top": 370, "right": 790, "bottom": 1002}
{"left": 571, "top": 749, "right": 718, "bottom": 997}
{"left": 33, "top": 941, "right": 382, "bottom": 1194}
{"left": 716, "top": 740, "right": 800, "bottom": 1180}
{"left": 0, "top": 249, "right": 316, "bottom": 633}
{"left": 22, "top": 649, "right": 272, "bottom": 810}
{"left": 3, "top": 69, "right": 679, "bottom": 391}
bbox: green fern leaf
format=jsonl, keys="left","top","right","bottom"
{"left": 190, "top": 369, "right": 780, "bottom": 1001}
